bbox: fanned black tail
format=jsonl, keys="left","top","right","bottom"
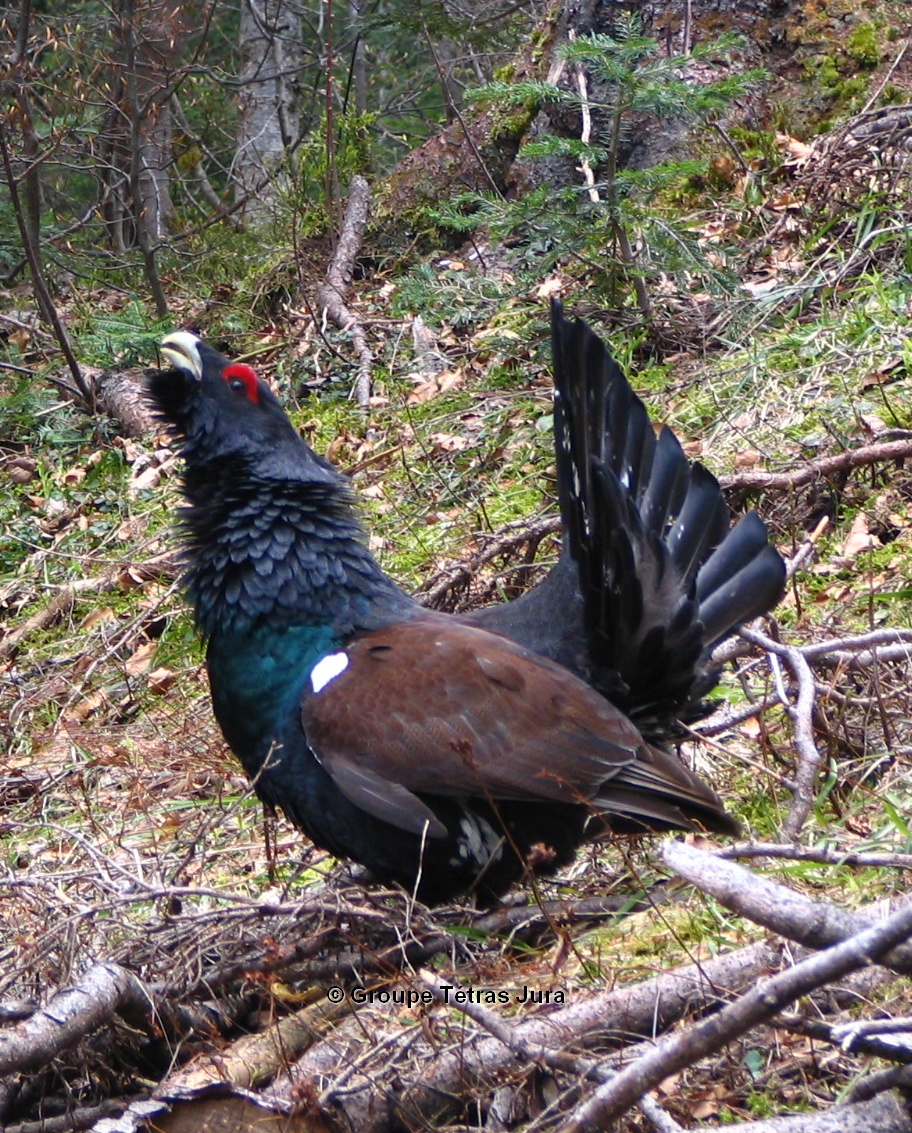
{"left": 550, "top": 299, "right": 785, "bottom": 730}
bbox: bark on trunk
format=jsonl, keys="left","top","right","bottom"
{"left": 234, "top": 0, "right": 303, "bottom": 221}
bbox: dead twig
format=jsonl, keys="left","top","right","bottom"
{"left": 2, "top": 1100, "right": 129, "bottom": 1133}
{"left": 846, "top": 1064, "right": 912, "bottom": 1105}
{"left": 158, "top": 996, "right": 351, "bottom": 1094}
{"left": 0, "top": 119, "right": 90, "bottom": 406}
{"left": 781, "top": 1013, "right": 912, "bottom": 1067}
{"left": 739, "top": 625, "right": 822, "bottom": 841}
{"left": 0, "top": 554, "right": 179, "bottom": 662}
{"left": 0, "top": 588, "right": 76, "bottom": 662}
{"left": 420, "top": 515, "right": 560, "bottom": 609}
{"left": 420, "top": 973, "right": 683, "bottom": 1133}
{"left": 798, "top": 627, "right": 912, "bottom": 669}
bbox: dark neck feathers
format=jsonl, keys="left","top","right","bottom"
{"left": 179, "top": 457, "right": 415, "bottom": 638}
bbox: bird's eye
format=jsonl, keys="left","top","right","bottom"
{"left": 222, "top": 363, "right": 260, "bottom": 404}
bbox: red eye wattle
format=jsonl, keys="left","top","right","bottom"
{"left": 222, "top": 363, "right": 260, "bottom": 404}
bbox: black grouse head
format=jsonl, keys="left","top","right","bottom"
{"left": 149, "top": 332, "right": 340, "bottom": 489}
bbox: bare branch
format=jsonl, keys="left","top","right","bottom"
{"left": 738, "top": 625, "right": 822, "bottom": 841}
{"left": 0, "top": 117, "right": 90, "bottom": 404}
{"left": 724, "top": 841, "right": 912, "bottom": 872}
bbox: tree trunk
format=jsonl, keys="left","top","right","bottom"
{"left": 99, "top": 0, "right": 181, "bottom": 253}
{"left": 234, "top": 0, "right": 304, "bottom": 222}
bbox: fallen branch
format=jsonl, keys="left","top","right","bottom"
{"left": 562, "top": 887, "right": 912, "bottom": 1130}
{"left": 160, "top": 997, "right": 351, "bottom": 1095}
{"left": 663, "top": 841, "right": 912, "bottom": 976}
{"left": 420, "top": 515, "right": 560, "bottom": 609}
{"left": 90, "top": 366, "right": 159, "bottom": 437}
{"left": 724, "top": 841, "right": 912, "bottom": 872}
{"left": 315, "top": 174, "right": 373, "bottom": 407}
{"left": 847, "top": 1064, "right": 912, "bottom": 1105}
{"left": 0, "top": 963, "right": 151, "bottom": 1076}
{"left": 684, "top": 1091, "right": 912, "bottom": 1133}
{"left": 781, "top": 1013, "right": 912, "bottom": 1069}
{"left": 798, "top": 627, "right": 912, "bottom": 669}
{"left": 0, "top": 587, "right": 75, "bottom": 662}
{"left": 269, "top": 940, "right": 782, "bottom": 1132}
{"left": 718, "top": 438, "right": 912, "bottom": 492}
{"left": 419, "top": 973, "right": 683, "bottom": 1133}
{"left": 0, "top": 554, "right": 178, "bottom": 662}
{"left": 2, "top": 1100, "right": 129, "bottom": 1133}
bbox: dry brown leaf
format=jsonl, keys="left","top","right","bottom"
{"left": 429, "top": 432, "right": 468, "bottom": 453}
{"left": 6, "top": 456, "right": 37, "bottom": 484}
{"left": 81, "top": 606, "right": 116, "bottom": 631}
{"left": 536, "top": 276, "right": 563, "bottom": 299}
{"left": 841, "top": 513, "right": 881, "bottom": 559}
{"left": 742, "top": 277, "right": 780, "bottom": 297}
{"left": 148, "top": 667, "right": 176, "bottom": 694}
{"left": 406, "top": 380, "right": 439, "bottom": 405}
{"left": 60, "top": 464, "right": 86, "bottom": 487}
{"left": 116, "top": 566, "right": 148, "bottom": 591}
{"left": 711, "top": 154, "right": 736, "bottom": 182}
{"left": 702, "top": 218, "right": 740, "bottom": 241}
{"left": 845, "top": 814, "right": 874, "bottom": 836}
{"left": 437, "top": 368, "right": 463, "bottom": 393}
{"left": 68, "top": 691, "right": 104, "bottom": 722}
{"left": 125, "top": 640, "right": 156, "bottom": 676}
{"left": 734, "top": 451, "right": 762, "bottom": 470}
{"left": 655, "top": 1072, "right": 682, "bottom": 1098}
{"left": 472, "top": 327, "right": 520, "bottom": 343}
{"left": 777, "top": 132, "right": 813, "bottom": 159}
{"left": 740, "top": 716, "right": 762, "bottom": 738}
{"left": 8, "top": 327, "right": 30, "bottom": 351}
{"left": 131, "top": 462, "right": 163, "bottom": 491}
{"left": 691, "top": 1093, "right": 725, "bottom": 1120}
{"left": 860, "top": 358, "right": 905, "bottom": 388}
{"left": 858, "top": 413, "right": 887, "bottom": 437}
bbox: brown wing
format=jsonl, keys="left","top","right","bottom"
{"left": 301, "top": 613, "right": 645, "bottom": 836}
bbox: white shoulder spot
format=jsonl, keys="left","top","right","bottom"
{"left": 310, "top": 651, "right": 349, "bottom": 694}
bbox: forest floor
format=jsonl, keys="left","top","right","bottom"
{"left": 3, "top": 110, "right": 912, "bottom": 1132}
